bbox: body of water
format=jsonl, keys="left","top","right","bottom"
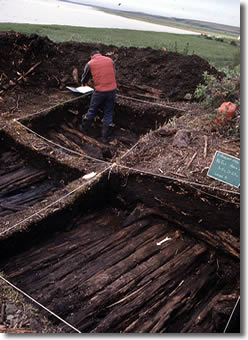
{"left": 0, "top": 0, "right": 200, "bottom": 35}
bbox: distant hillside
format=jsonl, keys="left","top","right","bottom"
{"left": 105, "top": 9, "right": 240, "bottom": 35}
{"left": 162, "top": 16, "right": 240, "bottom": 34}
{"left": 60, "top": 0, "right": 239, "bottom": 36}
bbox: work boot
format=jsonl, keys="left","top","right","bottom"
{"left": 79, "top": 117, "right": 92, "bottom": 133}
{"left": 100, "top": 124, "right": 111, "bottom": 143}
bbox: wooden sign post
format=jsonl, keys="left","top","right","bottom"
{"left": 207, "top": 151, "right": 240, "bottom": 188}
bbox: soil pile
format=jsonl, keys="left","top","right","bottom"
{"left": 0, "top": 31, "right": 220, "bottom": 100}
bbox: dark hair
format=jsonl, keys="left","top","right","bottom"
{"left": 90, "top": 49, "right": 100, "bottom": 56}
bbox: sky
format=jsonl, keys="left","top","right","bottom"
{"left": 67, "top": 0, "right": 240, "bottom": 27}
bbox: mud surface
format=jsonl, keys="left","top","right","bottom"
{"left": 0, "top": 32, "right": 240, "bottom": 334}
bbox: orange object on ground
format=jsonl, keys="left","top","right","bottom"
{"left": 216, "top": 102, "right": 237, "bottom": 125}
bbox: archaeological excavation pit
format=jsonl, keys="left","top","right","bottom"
{"left": 0, "top": 171, "right": 240, "bottom": 333}
{"left": 0, "top": 31, "right": 240, "bottom": 334}
{"left": 19, "top": 94, "right": 180, "bottom": 163}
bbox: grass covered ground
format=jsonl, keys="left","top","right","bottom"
{"left": 0, "top": 22, "right": 240, "bottom": 68}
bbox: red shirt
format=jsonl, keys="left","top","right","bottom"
{"left": 88, "top": 54, "right": 117, "bottom": 91}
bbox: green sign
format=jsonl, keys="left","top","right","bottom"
{"left": 207, "top": 151, "right": 240, "bottom": 188}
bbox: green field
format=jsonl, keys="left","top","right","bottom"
{"left": 0, "top": 22, "right": 240, "bottom": 68}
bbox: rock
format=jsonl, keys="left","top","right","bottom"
{"left": 29, "top": 318, "right": 41, "bottom": 331}
{"left": 184, "top": 93, "right": 192, "bottom": 100}
{"left": 154, "top": 127, "right": 177, "bottom": 137}
{"left": 9, "top": 80, "right": 16, "bottom": 86}
{"left": 5, "top": 303, "right": 18, "bottom": 315}
{"left": 172, "top": 129, "right": 191, "bottom": 147}
{"left": 6, "top": 314, "right": 14, "bottom": 322}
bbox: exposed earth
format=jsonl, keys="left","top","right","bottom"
{"left": 0, "top": 32, "right": 240, "bottom": 334}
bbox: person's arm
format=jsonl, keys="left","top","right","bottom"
{"left": 112, "top": 60, "right": 116, "bottom": 75}
{"left": 81, "top": 63, "right": 91, "bottom": 85}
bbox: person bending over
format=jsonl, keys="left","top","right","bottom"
{"left": 80, "top": 49, "right": 117, "bottom": 142}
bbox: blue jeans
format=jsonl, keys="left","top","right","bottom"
{"left": 85, "top": 89, "right": 116, "bottom": 126}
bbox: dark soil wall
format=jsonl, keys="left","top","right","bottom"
{"left": 0, "top": 32, "right": 221, "bottom": 101}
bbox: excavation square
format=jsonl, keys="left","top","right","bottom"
{"left": 0, "top": 131, "right": 80, "bottom": 221}
{"left": 0, "top": 172, "right": 240, "bottom": 333}
{"left": 21, "top": 95, "right": 178, "bottom": 162}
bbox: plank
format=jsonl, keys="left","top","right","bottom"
{"left": 1, "top": 197, "right": 239, "bottom": 333}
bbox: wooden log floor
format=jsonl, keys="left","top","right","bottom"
{"left": 45, "top": 119, "right": 138, "bottom": 161}
{"left": 0, "top": 147, "right": 61, "bottom": 218}
{"left": 39, "top": 116, "right": 140, "bottom": 163}
{"left": 23, "top": 96, "right": 172, "bottom": 163}
{"left": 1, "top": 177, "right": 239, "bottom": 333}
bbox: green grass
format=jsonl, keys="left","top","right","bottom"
{"left": 0, "top": 22, "right": 240, "bottom": 68}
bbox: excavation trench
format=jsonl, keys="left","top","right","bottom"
{"left": 0, "top": 130, "right": 83, "bottom": 221}
{"left": 20, "top": 94, "right": 180, "bottom": 162}
{"left": 0, "top": 94, "right": 240, "bottom": 334}
{"left": 0, "top": 171, "right": 239, "bottom": 333}
{"left": 0, "top": 94, "right": 180, "bottom": 236}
